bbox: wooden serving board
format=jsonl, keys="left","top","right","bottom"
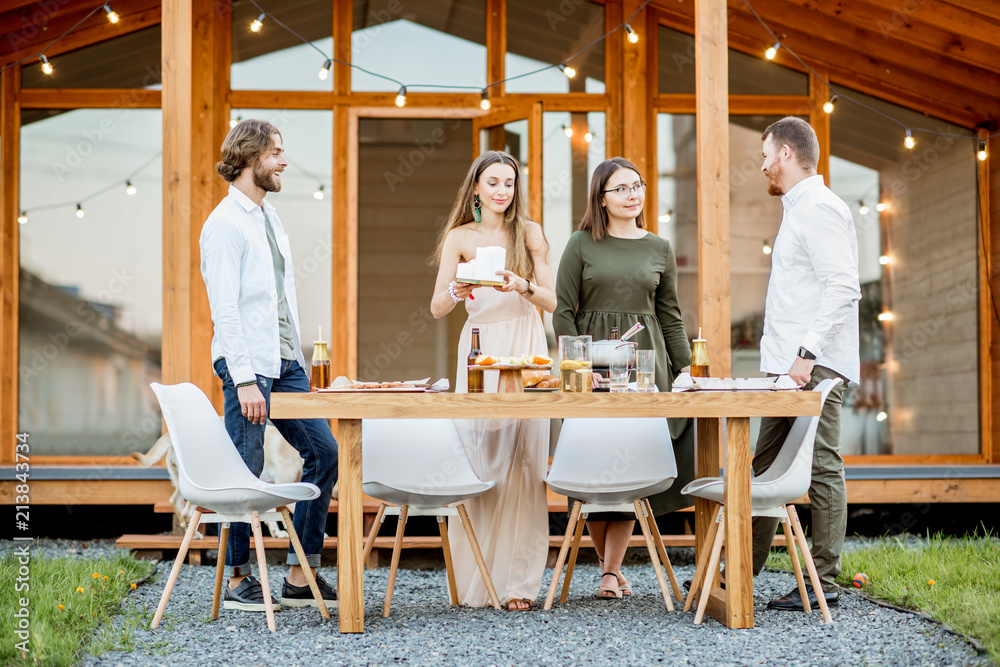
{"left": 468, "top": 364, "right": 552, "bottom": 370}
{"left": 456, "top": 278, "right": 505, "bottom": 286}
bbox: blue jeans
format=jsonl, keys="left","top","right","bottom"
{"left": 214, "top": 357, "right": 338, "bottom": 577}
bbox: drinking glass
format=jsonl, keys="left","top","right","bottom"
{"left": 558, "top": 335, "right": 592, "bottom": 393}
{"left": 636, "top": 350, "right": 656, "bottom": 392}
{"left": 609, "top": 344, "right": 631, "bottom": 393}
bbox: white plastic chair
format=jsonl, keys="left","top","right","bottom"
{"left": 360, "top": 418, "right": 501, "bottom": 616}
{"left": 680, "top": 377, "right": 843, "bottom": 624}
{"left": 543, "top": 417, "right": 684, "bottom": 610}
{"left": 148, "top": 382, "right": 330, "bottom": 632}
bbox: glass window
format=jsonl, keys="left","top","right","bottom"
{"left": 658, "top": 25, "right": 808, "bottom": 96}
{"left": 231, "top": 0, "right": 333, "bottom": 91}
{"left": 506, "top": 0, "right": 605, "bottom": 94}
{"left": 18, "top": 109, "right": 163, "bottom": 456}
{"left": 22, "top": 25, "right": 162, "bottom": 89}
{"left": 351, "top": 0, "right": 486, "bottom": 92}
{"left": 233, "top": 109, "right": 334, "bottom": 367}
{"left": 830, "top": 88, "right": 979, "bottom": 457}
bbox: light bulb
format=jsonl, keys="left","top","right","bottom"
{"left": 479, "top": 90, "right": 491, "bottom": 111}
{"left": 103, "top": 4, "right": 119, "bottom": 23}
{"left": 584, "top": 131, "right": 593, "bottom": 143}
{"left": 559, "top": 64, "right": 576, "bottom": 78}
{"left": 904, "top": 130, "right": 915, "bottom": 149}
{"left": 658, "top": 210, "right": 672, "bottom": 224}
{"left": 318, "top": 59, "right": 331, "bottom": 81}
{"left": 762, "top": 239, "right": 772, "bottom": 255}
{"left": 978, "top": 140, "right": 988, "bottom": 162}
{"left": 876, "top": 411, "right": 888, "bottom": 422}
{"left": 40, "top": 55, "right": 53, "bottom": 75}
{"left": 313, "top": 185, "right": 325, "bottom": 200}
{"left": 563, "top": 125, "right": 573, "bottom": 138}
{"left": 879, "top": 255, "right": 890, "bottom": 265}
{"left": 878, "top": 312, "right": 893, "bottom": 322}
{"left": 18, "top": 211, "right": 27, "bottom": 224}
{"left": 859, "top": 201, "right": 869, "bottom": 215}
{"left": 76, "top": 203, "right": 85, "bottom": 219}
{"left": 250, "top": 13, "right": 264, "bottom": 32}
{"left": 230, "top": 115, "right": 241, "bottom": 129}
{"left": 822, "top": 94, "right": 837, "bottom": 114}
{"left": 395, "top": 86, "right": 407, "bottom": 107}
{"left": 765, "top": 42, "right": 780, "bottom": 60}
{"left": 126, "top": 180, "right": 136, "bottom": 195}
{"left": 875, "top": 202, "right": 887, "bottom": 212}
{"left": 625, "top": 24, "right": 639, "bottom": 44}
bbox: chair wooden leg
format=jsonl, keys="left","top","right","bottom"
{"left": 694, "top": 508, "right": 727, "bottom": 625}
{"left": 788, "top": 505, "right": 832, "bottom": 623}
{"left": 544, "top": 500, "right": 582, "bottom": 610}
{"left": 685, "top": 504, "right": 722, "bottom": 612}
{"left": 250, "top": 511, "right": 276, "bottom": 632}
{"left": 780, "top": 511, "right": 809, "bottom": 614}
{"left": 634, "top": 500, "right": 674, "bottom": 611}
{"left": 456, "top": 504, "right": 501, "bottom": 610}
{"left": 438, "top": 516, "right": 459, "bottom": 605}
{"left": 280, "top": 507, "right": 331, "bottom": 620}
{"left": 362, "top": 503, "right": 387, "bottom": 566}
{"left": 645, "top": 498, "right": 683, "bottom": 602}
{"left": 384, "top": 505, "right": 408, "bottom": 618}
{"left": 211, "top": 521, "right": 229, "bottom": 620}
{"left": 559, "top": 508, "right": 588, "bottom": 604}
{"left": 151, "top": 509, "right": 202, "bottom": 629}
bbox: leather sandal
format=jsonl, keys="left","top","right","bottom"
{"left": 617, "top": 573, "right": 632, "bottom": 596}
{"left": 597, "top": 573, "right": 623, "bottom": 600}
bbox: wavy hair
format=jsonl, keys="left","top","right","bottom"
{"left": 579, "top": 157, "right": 646, "bottom": 241}
{"left": 216, "top": 119, "right": 281, "bottom": 183}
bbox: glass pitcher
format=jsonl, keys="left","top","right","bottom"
{"left": 558, "top": 335, "right": 593, "bottom": 393}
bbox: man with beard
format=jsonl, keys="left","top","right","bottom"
{"left": 752, "top": 117, "right": 860, "bottom": 611}
{"left": 200, "top": 119, "right": 338, "bottom": 613}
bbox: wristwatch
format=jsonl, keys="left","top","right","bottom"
{"left": 797, "top": 346, "right": 817, "bottom": 360}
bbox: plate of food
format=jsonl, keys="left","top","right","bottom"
{"left": 470, "top": 354, "right": 552, "bottom": 370}
{"left": 523, "top": 372, "right": 560, "bottom": 391}
{"left": 318, "top": 377, "right": 431, "bottom": 392}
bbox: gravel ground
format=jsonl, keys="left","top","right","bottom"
{"left": 6, "top": 539, "right": 990, "bottom": 667}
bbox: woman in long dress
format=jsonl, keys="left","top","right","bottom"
{"left": 553, "top": 157, "right": 693, "bottom": 600}
{"left": 430, "top": 151, "right": 556, "bottom": 610}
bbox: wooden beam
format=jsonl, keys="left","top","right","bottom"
{"left": 646, "top": 4, "right": 659, "bottom": 233}
{"left": 18, "top": 88, "right": 161, "bottom": 108}
{"left": 605, "top": 0, "right": 623, "bottom": 158}
{"left": 0, "top": 67, "right": 19, "bottom": 465}
{"left": 695, "top": 0, "right": 731, "bottom": 377}
{"left": 332, "top": 0, "right": 351, "bottom": 96}
{"left": 528, "top": 101, "right": 543, "bottom": 223}
{"left": 335, "top": 106, "right": 357, "bottom": 378}
{"left": 621, "top": 0, "right": 648, "bottom": 174}
{"left": 988, "top": 131, "right": 1000, "bottom": 464}
{"left": 924, "top": 0, "right": 1000, "bottom": 26}
{"left": 486, "top": 0, "right": 505, "bottom": 95}
{"left": 654, "top": 94, "right": 812, "bottom": 115}
{"left": 809, "top": 72, "right": 830, "bottom": 182}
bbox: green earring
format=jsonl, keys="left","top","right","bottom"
{"left": 471, "top": 194, "right": 482, "bottom": 223}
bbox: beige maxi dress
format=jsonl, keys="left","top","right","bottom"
{"left": 449, "top": 286, "right": 549, "bottom": 607}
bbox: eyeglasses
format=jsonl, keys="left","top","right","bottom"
{"left": 602, "top": 182, "right": 647, "bottom": 198}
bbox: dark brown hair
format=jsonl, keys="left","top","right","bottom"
{"left": 216, "top": 119, "right": 281, "bottom": 182}
{"left": 579, "top": 157, "right": 646, "bottom": 241}
{"left": 761, "top": 117, "right": 819, "bottom": 170}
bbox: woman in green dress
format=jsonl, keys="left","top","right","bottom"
{"left": 553, "top": 156, "right": 693, "bottom": 600}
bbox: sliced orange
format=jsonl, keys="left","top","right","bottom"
{"left": 475, "top": 355, "right": 495, "bottom": 366}
{"left": 533, "top": 355, "right": 552, "bottom": 366}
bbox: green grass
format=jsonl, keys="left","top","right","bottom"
{"left": 0, "top": 550, "right": 154, "bottom": 667}
{"left": 766, "top": 532, "right": 1000, "bottom": 664}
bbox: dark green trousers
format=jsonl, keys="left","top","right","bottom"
{"left": 750, "top": 365, "right": 849, "bottom": 593}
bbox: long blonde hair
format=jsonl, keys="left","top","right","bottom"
{"left": 432, "top": 151, "right": 536, "bottom": 280}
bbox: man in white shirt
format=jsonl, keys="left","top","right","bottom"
{"left": 754, "top": 117, "right": 861, "bottom": 612}
{"left": 201, "top": 119, "right": 338, "bottom": 613}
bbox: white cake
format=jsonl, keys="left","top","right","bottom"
{"left": 456, "top": 246, "right": 506, "bottom": 282}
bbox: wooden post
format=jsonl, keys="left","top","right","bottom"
{"left": 621, "top": 0, "right": 650, "bottom": 178}
{"left": 980, "top": 127, "right": 996, "bottom": 464}
{"left": 0, "top": 67, "right": 20, "bottom": 464}
{"left": 809, "top": 72, "right": 831, "bottom": 183}
{"left": 161, "top": 0, "right": 230, "bottom": 399}
{"left": 722, "top": 417, "right": 753, "bottom": 628}
{"left": 337, "top": 418, "right": 365, "bottom": 632}
{"left": 695, "top": 0, "right": 731, "bottom": 377}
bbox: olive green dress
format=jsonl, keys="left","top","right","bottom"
{"left": 553, "top": 230, "right": 694, "bottom": 517}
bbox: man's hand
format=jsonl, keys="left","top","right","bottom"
{"left": 238, "top": 383, "right": 267, "bottom": 425}
{"left": 787, "top": 356, "right": 815, "bottom": 387}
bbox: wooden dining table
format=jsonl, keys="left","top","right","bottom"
{"left": 268, "top": 390, "right": 822, "bottom": 632}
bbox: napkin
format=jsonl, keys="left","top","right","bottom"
{"left": 774, "top": 375, "right": 799, "bottom": 390}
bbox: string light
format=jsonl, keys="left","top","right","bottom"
{"left": 313, "top": 185, "right": 325, "bottom": 200}
{"left": 875, "top": 202, "right": 887, "bottom": 212}
{"left": 75, "top": 203, "right": 85, "bottom": 219}
{"left": 318, "top": 59, "right": 331, "bottom": 81}
{"left": 103, "top": 5, "right": 119, "bottom": 24}
{"left": 624, "top": 24, "right": 639, "bottom": 44}
{"left": 250, "top": 13, "right": 265, "bottom": 32}
{"left": 229, "top": 114, "right": 242, "bottom": 129}
{"left": 764, "top": 42, "right": 780, "bottom": 60}
{"left": 876, "top": 411, "right": 888, "bottom": 422}
{"left": 558, "top": 64, "right": 577, "bottom": 78}
{"left": 125, "top": 180, "right": 136, "bottom": 195}
{"left": 658, "top": 210, "right": 673, "bottom": 223}
{"left": 822, "top": 94, "right": 838, "bottom": 114}
{"left": 395, "top": 86, "right": 407, "bottom": 107}
{"left": 584, "top": 130, "right": 593, "bottom": 143}
{"left": 878, "top": 312, "right": 893, "bottom": 322}
{"left": 562, "top": 125, "right": 573, "bottom": 138}
{"left": 479, "top": 89, "right": 491, "bottom": 111}
{"left": 762, "top": 239, "right": 772, "bottom": 255}
{"left": 40, "top": 55, "right": 53, "bottom": 75}
{"left": 858, "top": 201, "right": 869, "bottom": 215}
{"left": 18, "top": 211, "right": 27, "bottom": 225}
{"left": 978, "top": 139, "right": 988, "bottom": 162}
{"left": 904, "top": 130, "right": 915, "bottom": 149}
{"left": 879, "top": 255, "right": 890, "bottom": 265}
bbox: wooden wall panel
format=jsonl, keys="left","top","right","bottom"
{"left": 0, "top": 67, "right": 20, "bottom": 464}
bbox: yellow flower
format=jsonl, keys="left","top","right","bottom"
{"left": 76, "top": 587, "right": 85, "bottom": 593}
{"left": 119, "top": 569, "right": 124, "bottom": 575}
{"left": 130, "top": 583, "right": 137, "bottom": 590}
{"left": 57, "top": 604, "right": 65, "bottom": 610}
{"left": 928, "top": 579, "right": 935, "bottom": 586}
{"left": 92, "top": 572, "right": 100, "bottom": 579}
{"left": 102, "top": 576, "right": 109, "bottom": 580}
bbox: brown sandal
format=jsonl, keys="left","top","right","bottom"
{"left": 597, "top": 573, "right": 623, "bottom": 600}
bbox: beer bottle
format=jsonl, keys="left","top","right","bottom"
{"left": 468, "top": 328, "right": 484, "bottom": 393}
{"left": 610, "top": 326, "right": 619, "bottom": 340}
